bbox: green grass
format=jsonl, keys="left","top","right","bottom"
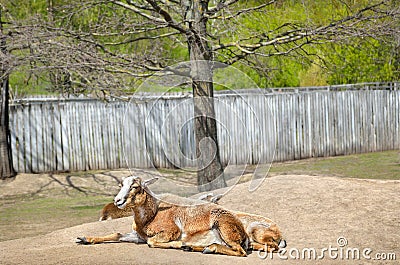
{"left": 270, "top": 150, "right": 400, "bottom": 180}
{"left": 0, "top": 192, "right": 112, "bottom": 241}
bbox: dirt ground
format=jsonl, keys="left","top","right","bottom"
{"left": 0, "top": 172, "right": 399, "bottom": 264}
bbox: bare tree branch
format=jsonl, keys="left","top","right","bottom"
{"left": 209, "top": 0, "right": 277, "bottom": 20}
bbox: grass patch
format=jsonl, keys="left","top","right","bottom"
{"left": 0, "top": 194, "right": 112, "bottom": 241}
{"left": 270, "top": 150, "right": 400, "bottom": 180}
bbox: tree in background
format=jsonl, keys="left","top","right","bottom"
{"left": 0, "top": 6, "right": 15, "bottom": 179}
{"left": 1, "top": 0, "right": 399, "bottom": 185}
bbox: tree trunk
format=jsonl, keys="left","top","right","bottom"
{"left": 186, "top": 0, "right": 226, "bottom": 191}
{"left": 0, "top": 78, "right": 14, "bottom": 179}
{"left": 0, "top": 8, "right": 15, "bottom": 179}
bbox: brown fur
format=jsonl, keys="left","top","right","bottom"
{"left": 97, "top": 189, "right": 285, "bottom": 253}
{"left": 99, "top": 202, "right": 134, "bottom": 221}
{"left": 79, "top": 177, "right": 249, "bottom": 257}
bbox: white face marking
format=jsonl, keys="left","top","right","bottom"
{"left": 114, "top": 176, "right": 137, "bottom": 209}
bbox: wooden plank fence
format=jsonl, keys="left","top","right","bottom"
{"left": 9, "top": 88, "right": 400, "bottom": 173}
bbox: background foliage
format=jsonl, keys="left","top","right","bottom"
{"left": 1, "top": 0, "right": 399, "bottom": 95}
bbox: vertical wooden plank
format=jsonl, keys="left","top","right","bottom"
{"left": 392, "top": 90, "right": 400, "bottom": 149}
{"left": 268, "top": 94, "right": 276, "bottom": 163}
{"left": 316, "top": 92, "right": 323, "bottom": 157}
{"left": 71, "top": 102, "right": 80, "bottom": 171}
{"left": 53, "top": 102, "right": 63, "bottom": 171}
{"left": 388, "top": 91, "right": 394, "bottom": 150}
{"left": 157, "top": 99, "right": 164, "bottom": 168}
{"left": 40, "top": 103, "right": 47, "bottom": 172}
{"left": 42, "top": 103, "right": 50, "bottom": 172}
{"left": 86, "top": 102, "right": 94, "bottom": 170}
{"left": 91, "top": 102, "right": 100, "bottom": 169}
{"left": 100, "top": 101, "right": 108, "bottom": 169}
{"left": 252, "top": 94, "right": 260, "bottom": 164}
{"left": 385, "top": 91, "right": 391, "bottom": 150}
{"left": 276, "top": 94, "right": 281, "bottom": 161}
{"left": 131, "top": 100, "right": 141, "bottom": 168}
{"left": 99, "top": 102, "right": 107, "bottom": 169}
{"left": 106, "top": 102, "right": 114, "bottom": 169}
{"left": 47, "top": 103, "right": 55, "bottom": 171}
{"left": 346, "top": 91, "right": 351, "bottom": 155}
{"left": 37, "top": 103, "right": 46, "bottom": 172}
{"left": 339, "top": 91, "right": 345, "bottom": 155}
{"left": 299, "top": 93, "right": 306, "bottom": 159}
{"left": 326, "top": 92, "right": 335, "bottom": 156}
{"left": 138, "top": 99, "right": 147, "bottom": 168}
{"left": 306, "top": 92, "right": 312, "bottom": 158}
{"left": 136, "top": 101, "right": 145, "bottom": 168}
{"left": 144, "top": 100, "right": 154, "bottom": 168}
{"left": 85, "top": 102, "right": 93, "bottom": 170}
{"left": 229, "top": 96, "right": 236, "bottom": 164}
{"left": 16, "top": 105, "right": 25, "bottom": 172}
{"left": 78, "top": 102, "right": 87, "bottom": 170}
{"left": 70, "top": 102, "right": 79, "bottom": 171}
{"left": 141, "top": 100, "right": 149, "bottom": 168}
{"left": 321, "top": 92, "right": 327, "bottom": 157}
{"left": 324, "top": 92, "right": 332, "bottom": 156}
{"left": 85, "top": 102, "right": 92, "bottom": 170}
{"left": 78, "top": 102, "right": 86, "bottom": 171}
{"left": 361, "top": 90, "right": 367, "bottom": 152}
{"left": 288, "top": 93, "right": 294, "bottom": 160}
{"left": 23, "top": 105, "right": 31, "bottom": 172}
{"left": 160, "top": 99, "right": 167, "bottom": 168}
{"left": 273, "top": 94, "right": 279, "bottom": 161}
{"left": 249, "top": 95, "right": 257, "bottom": 164}
{"left": 293, "top": 93, "right": 299, "bottom": 159}
{"left": 30, "top": 104, "right": 39, "bottom": 172}
{"left": 67, "top": 101, "right": 75, "bottom": 171}
{"left": 236, "top": 95, "right": 244, "bottom": 164}
{"left": 292, "top": 93, "right": 299, "bottom": 160}
{"left": 354, "top": 91, "right": 361, "bottom": 154}
{"left": 349, "top": 92, "right": 355, "bottom": 154}
{"left": 310, "top": 92, "right": 317, "bottom": 157}
{"left": 339, "top": 92, "right": 346, "bottom": 155}
{"left": 111, "top": 101, "right": 118, "bottom": 169}
{"left": 122, "top": 101, "right": 131, "bottom": 168}
{"left": 60, "top": 102, "right": 70, "bottom": 171}
{"left": 281, "top": 94, "right": 288, "bottom": 161}
{"left": 159, "top": 99, "right": 167, "bottom": 168}
{"left": 9, "top": 104, "right": 18, "bottom": 172}
{"left": 113, "top": 101, "right": 121, "bottom": 168}
{"left": 373, "top": 90, "right": 379, "bottom": 152}
{"left": 103, "top": 102, "right": 111, "bottom": 169}
{"left": 367, "top": 91, "right": 375, "bottom": 152}
{"left": 154, "top": 99, "right": 161, "bottom": 168}
{"left": 258, "top": 94, "right": 266, "bottom": 164}
{"left": 117, "top": 102, "right": 126, "bottom": 168}
{"left": 147, "top": 100, "right": 156, "bottom": 168}
{"left": 296, "top": 93, "right": 303, "bottom": 159}
{"left": 235, "top": 95, "right": 242, "bottom": 164}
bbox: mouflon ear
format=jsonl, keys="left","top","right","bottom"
{"left": 142, "top": 177, "right": 159, "bottom": 188}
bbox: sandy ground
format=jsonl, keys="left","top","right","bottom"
{"left": 0, "top": 174, "right": 399, "bottom": 264}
